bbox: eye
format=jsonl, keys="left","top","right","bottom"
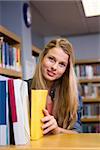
{"left": 48, "top": 56, "right": 55, "bottom": 62}
{"left": 59, "top": 62, "right": 66, "bottom": 68}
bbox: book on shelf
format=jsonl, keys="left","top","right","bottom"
{"left": 0, "top": 77, "right": 30, "bottom": 145}
{"left": 81, "top": 83, "right": 100, "bottom": 98}
{"left": 0, "top": 37, "right": 3, "bottom": 67}
{"left": 75, "top": 59, "right": 100, "bottom": 133}
{"left": 0, "top": 36, "right": 21, "bottom": 72}
{"left": 75, "top": 63, "right": 100, "bottom": 79}
{"left": 82, "top": 123, "right": 100, "bottom": 133}
{"left": 82, "top": 103, "right": 100, "bottom": 117}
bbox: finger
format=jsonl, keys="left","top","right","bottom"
{"left": 43, "top": 108, "right": 49, "bottom": 116}
{"left": 43, "top": 124, "right": 56, "bottom": 134}
{"left": 41, "top": 115, "right": 52, "bottom": 122}
{"left": 42, "top": 116, "right": 54, "bottom": 129}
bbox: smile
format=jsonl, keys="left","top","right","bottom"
{"left": 47, "top": 70, "right": 56, "bottom": 77}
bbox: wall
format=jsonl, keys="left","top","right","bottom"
{"left": 44, "top": 36, "right": 61, "bottom": 44}
{"left": 68, "top": 34, "right": 100, "bottom": 60}
{"left": 1, "top": 1, "right": 22, "bottom": 37}
{"left": 32, "top": 33, "right": 44, "bottom": 49}
{"left": 44, "top": 34, "right": 100, "bottom": 60}
{"left": 0, "top": 1, "right": 1, "bottom": 24}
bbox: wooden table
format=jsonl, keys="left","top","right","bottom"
{"left": 0, "top": 134, "right": 100, "bottom": 150}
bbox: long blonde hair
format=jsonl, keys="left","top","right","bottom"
{"left": 31, "top": 38, "right": 78, "bottom": 129}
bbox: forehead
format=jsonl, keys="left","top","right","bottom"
{"left": 46, "top": 47, "right": 69, "bottom": 62}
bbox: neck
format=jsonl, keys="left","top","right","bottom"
{"left": 46, "top": 81, "right": 54, "bottom": 90}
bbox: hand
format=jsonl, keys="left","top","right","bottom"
{"left": 41, "top": 108, "right": 60, "bottom": 135}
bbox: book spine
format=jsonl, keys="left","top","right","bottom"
{"left": 8, "top": 79, "right": 17, "bottom": 123}
{"left": 0, "top": 81, "right": 6, "bottom": 125}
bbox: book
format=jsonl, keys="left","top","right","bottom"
{"left": 31, "top": 90, "right": 47, "bottom": 140}
{"left": 16, "top": 48, "right": 21, "bottom": 71}
{"left": 0, "top": 76, "right": 11, "bottom": 145}
{"left": 8, "top": 79, "right": 17, "bottom": 123}
{"left": 0, "top": 81, "right": 6, "bottom": 125}
{"left": 0, "top": 80, "right": 7, "bottom": 145}
{"left": 0, "top": 77, "right": 30, "bottom": 145}
{"left": 0, "top": 37, "right": 3, "bottom": 67}
{"left": 13, "top": 79, "right": 30, "bottom": 145}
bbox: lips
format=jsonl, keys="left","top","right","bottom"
{"left": 47, "top": 70, "right": 56, "bottom": 77}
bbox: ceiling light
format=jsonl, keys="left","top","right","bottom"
{"left": 81, "top": 0, "right": 100, "bottom": 17}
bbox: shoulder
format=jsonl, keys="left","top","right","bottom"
{"left": 78, "top": 94, "right": 83, "bottom": 111}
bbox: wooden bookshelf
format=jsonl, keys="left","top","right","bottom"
{"left": 75, "top": 59, "right": 100, "bottom": 133}
{"left": 0, "top": 25, "right": 21, "bottom": 44}
{"left": 0, "top": 26, "right": 32, "bottom": 146}
{"left": 79, "top": 77, "right": 100, "bottom": 83}
{"left": 0, "top": 67, "right": 22, "bottom": 78}
{"left": 0, "top": 25, "right": 22, "bottom": 78}
{"left": 81, "top": 116, "right": 100, "bottom": 122}
{"left": 32, "top": 45, "right": 41, "bottom": 54}
{"left": 75, "top": 59, "right": 100, "bottom": 64}
{"left": 82, "top": 98, "right": 100, "bottom": 103}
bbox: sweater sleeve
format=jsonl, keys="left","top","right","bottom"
{"left": 71, "top": 95, "right": 83, "bottom": 133}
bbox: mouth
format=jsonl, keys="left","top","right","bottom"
{"left": 47, "top": 70, "right": 56, "bottom": 77}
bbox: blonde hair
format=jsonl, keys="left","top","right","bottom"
{"left": 31, "top": 38, "right": 78, "bottom": 129}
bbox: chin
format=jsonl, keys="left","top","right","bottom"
{"left": 44, "top": 75, "right": 55, "bottom": 81}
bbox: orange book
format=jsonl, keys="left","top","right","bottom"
{"left": 16, "top": 48, "right": 21, "bottom": 71}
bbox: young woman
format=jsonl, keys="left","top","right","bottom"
{"left": 30, "top": 38, "right": 83, "bottom": 134}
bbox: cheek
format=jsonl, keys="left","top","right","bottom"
{"left": 42, "top": 57, "right": 53, "bottom": 69}
{"left": 41, "top": 59, "right": 50, "bottom": 74}
{"left": 42, "top": 59, "right": 49, "bottom": 69}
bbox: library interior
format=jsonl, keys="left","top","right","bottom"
{"left": 0, "top": 1, "right": 100, "bottom": 149}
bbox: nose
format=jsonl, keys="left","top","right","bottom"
{"left": 51, "top": 63, "right": 58, "bottom": 71}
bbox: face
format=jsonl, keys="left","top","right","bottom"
{"left": 41, "top": 47, "right": 69, "bottom": 82}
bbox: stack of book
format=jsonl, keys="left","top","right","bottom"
{"left": 0, "top": 76, "right": 30, "bottom": 145}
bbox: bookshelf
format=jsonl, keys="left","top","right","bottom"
{"left": 0, "top": 25, "right": 22, "bottom": 78}
{"left": 75, "top": 59, "right": 100, "bottom": 133}
{"left": 0, "top": 26, "right": 30, "bottom": 146}
{"left": 0, "top": 67, "right": 22, "bottom": 78}
{"left": 32, "top": 44, "right": 41, "bottom": 56}
{"left": 81, "top": 116, "right": 100, "bottom": 123}
{"left": 32, "top": 44, "right": 42, "bottom": 64}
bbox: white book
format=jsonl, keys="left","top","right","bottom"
{"left": 6, "top": 81, "right": 10, "bottom": 145}
{"left": 0, "top": 75, "right": 10, "bottom": 80}
{"left": 75, "top": 65, "right": 80, "bottom": 78}
{"left": 0, "top": 126, "right": 6, "bottom": 145}
{"left": 2, "top": 42, "right": 5, "bottom": 68}
{"left": 13, "top": 79, "right": 30, "bottom": 145}
{"left": 86, "top": 65, "right": 93, "bottom": 78}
